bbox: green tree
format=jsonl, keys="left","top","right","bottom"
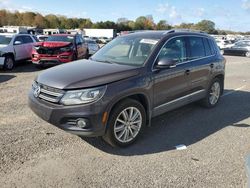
{"left": 156, "top": 20, "right": 172, "bottom": 30}
{"left": 193, "top": 20, "right": 216, "bottom": 34}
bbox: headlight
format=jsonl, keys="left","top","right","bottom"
{"left": 33, "top": 46, "right": 40, "bottom": 51}
{"left": 60, "top": 86, "right": 107, "bottom": 105}
{"left": 32, "top": 81, "right": 39, "bottom": 90}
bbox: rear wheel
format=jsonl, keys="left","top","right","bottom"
{"left": 245, "top": 52, "right": 250, "bottom": 58}
{"left": 200, "top": 78, "right": 222, "bottom": 108}
{"left": 103, "top": 99, "right": 146, "bottom": 147}
{"left": 3, "top": 55, "right": 15, "bottom": 70}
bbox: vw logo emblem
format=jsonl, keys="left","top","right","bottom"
{"left": 34, "top": 86, "right": 41, "bottom": 98}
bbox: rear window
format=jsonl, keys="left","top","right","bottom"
{"left": 47, "top": 35, "right": 74, "bottom": 43}
{"left": 189, "top": 37, "right": 206, "bottom": 59}
{"left": 203, "top": 38, "right": 212, "bottom": 56}
{"left": 208, "top": 39, "right": 219, "bottom": 55}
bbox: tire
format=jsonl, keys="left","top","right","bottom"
{"left": 220, "top": 49, "right": 224, "bottom": 55}
{"left": 3, "top": 55, "right": 15, "bottom": 70}
{"left": 245, "top": 52, "right": 250, "bottom": 58}
{"left": 200, "top": 78, "right": 222, "bottom": 108}
{"left": 103, "top": 99, "right": 146, "bottom": 147}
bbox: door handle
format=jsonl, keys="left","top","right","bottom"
{"left": 185, "top": 70, "right": 190, "bottom": 75}
{"left": 210, "top": 63, "right": 214, "bottom": 68}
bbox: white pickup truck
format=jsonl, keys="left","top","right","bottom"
{"left": 0, "top": 33, "right": 38, "bottom": 70}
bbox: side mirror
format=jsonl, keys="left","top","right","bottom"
{"left": 14, "top": 41, "right": 22, "bottom": 45}
{"left": 156, "top": 57, "right": 177, "bottom": 69}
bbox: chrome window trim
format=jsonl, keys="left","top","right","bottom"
{"left": 151, "top": 35, "right": 216, "bottom": 71}
{"left": 154, "top": 89, "right": 205, "bottom": 110}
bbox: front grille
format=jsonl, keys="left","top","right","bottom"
{"left": 37, "top": 47, "right": 62, "bottom": 55}
{"left": 37, "top": 83, "right": 64, "bottom": 103}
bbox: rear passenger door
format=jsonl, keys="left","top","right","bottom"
{"left": 22, "top": 35, "right": 35, "bottom": 59}
{"left": 187, "top": 36, "right": 215, "bottom": 95}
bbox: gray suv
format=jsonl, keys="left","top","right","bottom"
{"left": 29, "top": 30, "right": 225, "bottom": 147}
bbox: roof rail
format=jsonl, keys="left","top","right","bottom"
{"left": 164, "top": 29, "right": 206, "bottom": 34}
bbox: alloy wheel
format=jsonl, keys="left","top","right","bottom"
{"left": 209, "top": 82, "right": 221, "bottom": 105}
{"left": 114, "top": 107, "right": 142, "bottom": 143}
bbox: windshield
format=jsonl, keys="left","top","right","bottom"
{"left": 46, "top": 35, "right": 74, "bottom": 43}
{"left": 91, "top": 36, "right": 159, "bottom": 66}
{"left": 0, "top": 35, "right": 13, "bottom": 45}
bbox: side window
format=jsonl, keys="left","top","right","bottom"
{"left": 76, "top": 36, "right": 81, "bottom": 45}
{"left": 23, "top": 36, "right": 33, "bottom": 44}
{"left": 158, "top": 37, "right": 187, "bottom": 63}
{"left": 189, "top": 37, "right": 206, "bottom": 60}
{"left": 208, "top": 39, "right": 216, "bottom": 55}
{"left": 14, "top": 36, "right": 24, "bottom": 44}
{"left": 203, "top": 38, "right": 212, "bottom": 56}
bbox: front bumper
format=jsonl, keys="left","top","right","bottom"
{"left": 32, "top": 52, "right": 73, "bottom": 65}
{"left": 0, "top": 57, "right": 5, "bottom": 68}
{"left": 28, "top": 90, "right": 107, "bottom": 137}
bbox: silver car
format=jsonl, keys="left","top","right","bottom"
{"left": 0, "top": 33, "right": 38, "bottom": 70}
{"left": 85, "top": 39, "right": 100, "bottom": 55}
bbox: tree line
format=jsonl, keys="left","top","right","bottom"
{"left": 0, "top": 9, "right": 249, "bottom": 35}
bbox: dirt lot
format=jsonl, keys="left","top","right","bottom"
{"left": 0, "top": 56, "right": 250, "bottom": 188}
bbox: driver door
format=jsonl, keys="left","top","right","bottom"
{"left": 152, "top": 36, "right": 192, "bottom": 116}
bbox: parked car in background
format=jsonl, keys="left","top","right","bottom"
{"left": 29, "top": 30, "right": 225, "bottom": 147}
{"left": 32, "top": 34, "right": 88, "bottom": 67}
{"left": 98, "top": 37, "right": 109, "bottom": 44}
{"left": 85, "top": 39, "right": 99, "bottom": 56}
{"left": 221, "top": 40, "right": 250, "bottom": 57}
{"left": 216, "top": 39, "right": 234, "bottom": 49}
{"left": 0, "top": 33, "right": 38, "bottom": 70}
{"left": 37, "top": 35, "right": 48, "bottom": 42}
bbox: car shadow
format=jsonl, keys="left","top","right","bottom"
{"left": 0, "top": 74, "right": 16, "bottom": 83}
{"left": 82, "top": 89, "right": 250, "bottom": 156}
{"left": 0, "top": 61, "right": 40, "bottom": 73}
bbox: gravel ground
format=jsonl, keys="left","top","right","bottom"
{"left": 0, "top": 56, "right": 250, "bottom": 188}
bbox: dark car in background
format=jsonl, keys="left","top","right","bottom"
{"left": 32, "top": 34, "right": 88, "bottom": 67}
{"left": 29, "top": 30, "right": 225, "bottom": 147}
{"left": 222, "top": 40, "right": 250, "bottom": 57}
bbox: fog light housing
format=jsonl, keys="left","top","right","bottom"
{"left": 76, "top": 118, "right": 87, "bottom": 128}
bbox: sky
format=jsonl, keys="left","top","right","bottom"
{"left": 0, "top": 0, "right": 250, "bottom": 32}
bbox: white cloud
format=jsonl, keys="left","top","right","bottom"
{"left": 155, "top": 3, "right": 182, "bottom": 23}
{"left": 242, "top": 0, "right": 250, "bottom": 10}
{"left": 196, "top": 8, "right": 205, "bottom": 17}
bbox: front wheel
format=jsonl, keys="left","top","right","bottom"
{"left": 4, "top": 56, "right": 15, "bottom": 70}
{"left": 200, "top": 78, "right": 222, "bottom": 108}
{"left": 103, "top": 99, "right": 146, "bottom": 147}
{"left": 245, "top": 51, "right": 250, "bottom": 58}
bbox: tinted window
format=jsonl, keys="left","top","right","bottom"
{"left": 203, "top": 38, "right": 212, "bottom": 56}
{"left": 189, "top": 37, "right": 205, "bottom": 59}
{"left": 23, "top": 36, "right": 33, "bottom": 43}
{"left": 158, "top": 37, "right": 187, "bottom": 63}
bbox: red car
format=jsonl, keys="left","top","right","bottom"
{"left": 32, "top": 34, "right": 88, "bottom": 67}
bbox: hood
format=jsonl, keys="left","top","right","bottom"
{"left": 36, "top": 59, "right": 141, "bottom": 89}
{"left": 35, "top": 41, "right": 71, "bottom": 48}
